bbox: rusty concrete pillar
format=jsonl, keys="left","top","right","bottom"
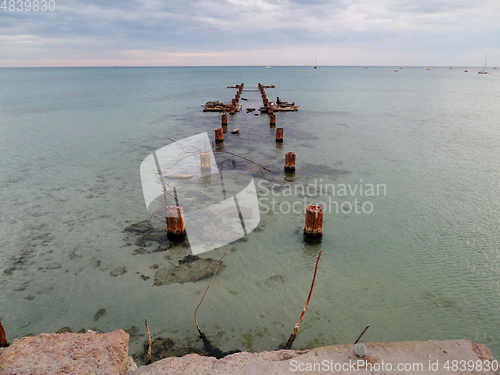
{"left": 284, "top": 152, "right": 296, "bottom": 172}
{"left": 304, "top": 205, "right": 323, "bottom": 237}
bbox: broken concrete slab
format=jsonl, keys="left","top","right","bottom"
{"left": 131, "top": 339, "right": 499, "bottom": 375}
{"left": 0, "top": 330, "right": 498, "bottom": 375}
{"left": 0, "top": 330, "right": 136, "bottom": 375}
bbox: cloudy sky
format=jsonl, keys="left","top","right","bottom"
{"left": 1, "top": 0, "right": 499, "bottom": 67}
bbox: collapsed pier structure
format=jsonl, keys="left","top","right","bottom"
{"left": 201, "top": 82, "right": 319, "bottom": 237}
{"left": 203, "top": 83, "right": 298, "bottom": 113}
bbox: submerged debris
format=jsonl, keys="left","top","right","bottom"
{"left": 260, "top": 102, "right": 298, "bottom": 112}
{"left": 110, "top": 266, "right": 127, "bottom": 277}
{"left": 153, "top": 255, "right": 224, "bottom": 286}
{"left": 138, "top": 337, "right": 202, "bottom": 364}
{"left": 124, "top": 220, "right": 187, "bottom": 254}
{"left": 94, "top": 309, "right": 106, "bottom": 321}
{"left": 56, "top": 327, "right": 73, "bottom": 334}
{"left": 124, "top": 221, "right": 153, "bottom": 234}
{"left": 203, "top": 101, "right": 242, "bottom": 112}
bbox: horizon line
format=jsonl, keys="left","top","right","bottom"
{"left": 0, "top": 65, "right": 496, "bottom": 69}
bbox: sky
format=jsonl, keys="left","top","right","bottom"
{"left": 1, "top": 0, "right": 499, "bottom": 67}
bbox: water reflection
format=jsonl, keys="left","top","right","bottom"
{"left": 284, "top": 171, "right": 296, "bottom": 183}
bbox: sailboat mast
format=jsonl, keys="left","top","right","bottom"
{"left": 478, "top": 53, "right": 488, "bottom": 74}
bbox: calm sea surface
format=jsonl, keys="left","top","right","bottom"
{"left": 1, "top": 66, "right": 499, "bottom": 360}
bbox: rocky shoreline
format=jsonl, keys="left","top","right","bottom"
{"left": 0, "top": 329, "right": 499, "bottom": 374}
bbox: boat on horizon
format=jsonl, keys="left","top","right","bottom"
{"left": 478, "top": 53, "right": 488, "bottom": 74}
{"left": 311, "top": 59, "right": 318, "bottom": 69}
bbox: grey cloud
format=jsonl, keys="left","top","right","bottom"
{"left": 1, "top": 0, "right": 498, "bottom": 65}
{"left": 389, "top": 0, "right": 477, "bottom": 14}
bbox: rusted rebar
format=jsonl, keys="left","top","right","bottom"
{"left": 145, "top": 319, "right": 152, "bottom": 365}
{"left": 284, "top": 251, "right": 322, "bottom": 349}
{"left": 0, "top": 317, "right": 7, "bottom": 347}
{"left": 354, "top": 325, "right": 370, "bottom": 345}
{"left": 194, "top": 250, "right": 228, "bottom": 338}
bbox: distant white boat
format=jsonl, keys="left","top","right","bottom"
{"left": 265, "top": 65, "right": 272, "bottom": 69}
{"left": 478, "top": 53, "right": 488, "bottom": 74}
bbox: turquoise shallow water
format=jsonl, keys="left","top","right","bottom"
{"left": 0, "top": 66, "right": 499, "bottom": 360}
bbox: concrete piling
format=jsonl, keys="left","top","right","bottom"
{"left": 276, "top": 128, "right": 284, "bottom": 142}
{"left": 304, "top": 205, "right": 323, "bottom": 237}
{"left": 215, "top": 128, "right": 224, "bottom": 142}
{"left": 166, "top": 206, "right": 186, "bottom": 239}
{"left": 200, "top": 151, "right": 211, "bottom": 173}
{"left": 284, "top": 152, "right": 296, "bottom": 172}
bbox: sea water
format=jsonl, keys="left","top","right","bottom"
{"left": 1, "top": 66, "right": 499, "bottom": 361}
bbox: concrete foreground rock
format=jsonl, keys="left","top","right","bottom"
{"left": 0, "top": 329, "right": 137, "bottom": 375}
{"left": 0, "top": 330, "right": 498, "bottom": 375}
{"left": 133, "top": 339, "right": 500, "bottom": 375}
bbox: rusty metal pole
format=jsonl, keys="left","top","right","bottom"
{"left": 0, "top": 317, "right": 8, "bottom": 347}
{"left": 304, "top": 206, "right": 323, "bottom": 237}
{"left": 270, "top": 113, "right": 276, "bottom": 126}
{"left": 221, "top": 114, "right": 227, "bottom": 126}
